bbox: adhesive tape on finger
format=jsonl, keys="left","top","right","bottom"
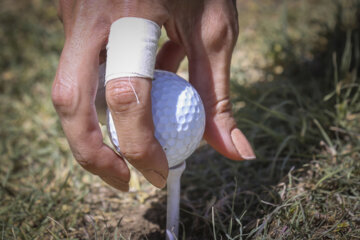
{"left": 105, "top": 17, "right": 161, "bottom": 83}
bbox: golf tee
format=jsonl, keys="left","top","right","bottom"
{"left": 166, "top": 162, "right": 186, "bottom": 240}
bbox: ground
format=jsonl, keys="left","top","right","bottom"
{"left": 0, "top": 0, "right": 359, "bottom": 239}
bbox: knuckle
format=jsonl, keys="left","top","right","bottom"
{"left": 90, "top": 17, "right": 109, "bottom": 42}
{"left": 203, "top": 24, "right": 235, "bottom": 52}
{"left": 106, "top": 80, "right": 144, "bottom": 113}
{"left": 73, "top": 150, "right": 96, "bottom": 169}
{"left": 215, "top": 98, "right": 233, "bottom": 115}
{"left": 124, "top": 149, "right": 148, "bottom": 163}
{"left": 202, "top": 7, "right": 239, "bottom": 51}
{"left": 219, "top": 24, "right": 238, "bottom": 49}
{"left": 121, "top": 140, "right": 153, "bottom": 163}
{"left": 51, "top": 83, "right": 72, "bottom": 108}
{"left": 51, "top": 73, "right": 79, "bottom": 115}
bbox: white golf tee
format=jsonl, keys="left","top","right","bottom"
{"left": 166, "top": 162, "right": 186, "bottom": 240}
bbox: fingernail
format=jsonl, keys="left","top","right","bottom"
{"left": 231, "top": 128, "right": 256, "bottom": 160}
{"left": 143, "top": 170, "right": 167, "bottom": 189}
{"left": 101, "top": 176, "right": 130, "bottom": 192}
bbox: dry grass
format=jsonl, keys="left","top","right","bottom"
{"left": 0, "top": 0, "right": 359, "bottom": 239}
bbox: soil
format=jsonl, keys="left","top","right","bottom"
{"left": 75, "top": 144, "right": 215, "bottom": 240}
{"left": 79, "top": 184, "right": 167, "bottom": 239}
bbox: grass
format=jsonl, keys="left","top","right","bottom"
{"left": 1, "top": 0, "right": 359, "bottom": 239}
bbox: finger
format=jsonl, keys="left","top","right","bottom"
{"left": 57, "top": 0, "right": 75, "bottom": 31}
{"left": 155, "top": 40, "right": 185, "bottom": 73}
{"left": 186, "top": 15, "right": 255, "bottom": 161}
{"left": 100, "top": 176, "right": 129, "bottom": 191}
{"left": 105, "top": 18, "right": 168, "bottom": 188}
{"left": 189, "top": 57, "right": 255, "bottom": 160}
{"left": 52, "top": 24, "right": 130, "bottom": 191}
{"left": 106, "top": 77, "right": 168, "bottom": 188}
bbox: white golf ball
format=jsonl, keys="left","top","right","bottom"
{"left": 107, "top": 70, "right": 206, "bottom": 168}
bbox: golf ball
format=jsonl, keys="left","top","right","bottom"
{"left": 107, "top": 70, "right": 206, "bottom": 168}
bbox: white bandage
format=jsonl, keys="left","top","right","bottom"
{"left": 105, "top": 17, "right": 161, "bottom": 83}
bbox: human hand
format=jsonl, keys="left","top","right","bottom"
{"left": 157, "top": 0, "right": 256, "bottom": 161}
{"left": 52, "top": 0, "right": 254, "bottom": 192}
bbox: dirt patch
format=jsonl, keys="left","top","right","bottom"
{"left": 74, "top": 179, "right": 167, "bottom": 239}
{"left": 71, "top": 145, "right": 214, "bottom": 240}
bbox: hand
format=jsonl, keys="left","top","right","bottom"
{"left": 52, "top": 0, "right": 255, "bottom": 192}
{"left": 158, "top": 0, "right": 256, "bottom": 161}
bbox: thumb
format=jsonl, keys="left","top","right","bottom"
{"left": 184, "top": 12, "right": 255, "bottom": 160}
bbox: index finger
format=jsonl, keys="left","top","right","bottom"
{"left": 52, "top": 23, "right": 130, "bottom": 191}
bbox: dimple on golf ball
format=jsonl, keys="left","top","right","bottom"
{"left": 107, "top": 70, "right": 206, "bottom": 167}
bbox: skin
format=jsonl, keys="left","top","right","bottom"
{"left": 53, "top": 0, "right": 255, "bottom": 192}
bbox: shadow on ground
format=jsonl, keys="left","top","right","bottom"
{"left": 140, "top": 4, "right": 360, "bottom": 238}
